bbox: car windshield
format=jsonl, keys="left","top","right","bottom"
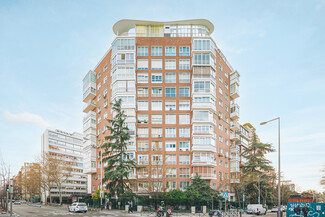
{"left": 78, "top": 203, "right": 87, "bottom": 206}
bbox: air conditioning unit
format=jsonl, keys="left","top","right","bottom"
{"left": 169, "top": 108, "right": 173, "bottom": 111}
{"left": 186, "top": 149, "right": 189, "bottom": 151}
{"left": 158, "top": 135, "right": 162, "bottom": 138}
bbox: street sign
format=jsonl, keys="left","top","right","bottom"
{"left": 222, "top": 193, "right": 229, "bottom": 198}
{"left": 100, "top": 190, "right": 104, "bottom": 198}
{"left": 243, "top": 195, "right": 245, "bottom": 201}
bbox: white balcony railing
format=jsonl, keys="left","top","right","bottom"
{"left": 191, "top": 173, "right": 217, "bottom": 179}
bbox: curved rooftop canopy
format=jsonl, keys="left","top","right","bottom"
{"left": 113, "top": 19, "right": 214, "bottom": 36}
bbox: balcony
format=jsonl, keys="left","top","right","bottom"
{"left": 192, "top": 102, "right": 216, "bottom": 113}
{"left": 191, "top": 173, "right": 217, "bottom": 180}
{"left": 230, "top": 83, "right": 239, "bottom": 100}
{"left": 83, "top": 86, "right": 96, "bottom": 103}
{"left": 192, "top": 160, "right": 217, "bottom": 167}
{"left": 230, "top": 71, "right": 240, "bottom": 86}
{"left": 230, "top": 102, "right": 240, "bottom": 120}
{"left": 128, "top": 173, "right": 136, "bottom": 179}
{"left": 83, "top": 100, "right": 96, "bottom": 113}
{"left": 230, "top": 122, "right": 240, "bottom": 131}
{"left": 230, "top": 166, "right": 240, "bottom": 173}
{"left": 83, "top": 145, "right": 96, "bottom": 175}
{"left": 230, "top": 179, "right": 240, "bottom": 184}
{"left": 192, "top": 142, "right": 216, "bottom": 152}
{"left": 230, "top": 134, "right": 240, "bottom": 142}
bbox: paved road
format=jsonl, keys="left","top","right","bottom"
{"left": 11, "top": 204, "right": 135, "bottom": 217}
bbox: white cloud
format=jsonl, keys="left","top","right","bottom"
{"left": 3, "top": 111, "right": 51, "bottom": 127}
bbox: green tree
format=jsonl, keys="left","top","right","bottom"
{"left": 238, "top": 132, "right": 276, "bottom": 206}
{"left": 102, "top": 99, "right": 138, "bottom": 197}
{"left": 185, "top": 174, "right": 221, "bottom": 206}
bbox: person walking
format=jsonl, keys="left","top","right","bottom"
{"left": 128, "top": 201, "right": 133, "bottom": 213}
{"left": 302, "top": 205, "right": 309, "bottom": 217}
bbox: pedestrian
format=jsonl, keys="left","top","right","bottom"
{"left": 128, "top": 201, "right": 133, "bottom": 213}
{"left": 294, "top": 205, "right": 302, "bottom": 216}
{"left": 302, "top": 205, "right": 309, "bottom": 217}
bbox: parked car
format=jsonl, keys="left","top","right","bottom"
{"left": 68, "top": 202, "right": 88, "bottom": 213}
{"left": 271, "top": 206, "right": 286, "bottom": 212}
{"left": 20, "top": 200, "right": 27, "bottom": 204}
{"left": 247, "top": 204, "right": 267, "bottom": 215}
{"left": 14, "top": 201, "right": 21, "bottom": 205}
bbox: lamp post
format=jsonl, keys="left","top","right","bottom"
{"left": 260, "top": 117, "right": 281, "bottom": 217}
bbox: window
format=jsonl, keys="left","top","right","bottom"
{"left": 179, "top": 87, "right": 190, "bottom": 97}
{"left": 152, "top": 155, "right": 163, "bottom": 165}
{"left": 219, "top": 124, "right": 223, "bottom": 131}
{"left": 138, "top": 168, "right": 149, "bottom": 178}
{"left": 179, "top": 141, "right": 190, "bottom": 150}
{"left": 165, "top": 114, "right": 176, "bottom": 124}
{"left": 151, "top": 59, "right": 162, "bottom": 70}
{"left": 165, "top": 88, "right": 176, "bottom": 97}
{"left": 180, "top": 181, "right": 190, "bottom": 191}
{"left": 137, "top": 100, "right": 148, "bottom": 110}
{"left": 194, "top": 81, "right": 210, "bottom": 93}
{"left": 179, "top": 114, "right": 190, "bottom": 124}
{"left": 179, "top": 155, "right": 190, "bottom": 165}
{"left": 219, "top": 87, "right": 223, "bottom": 95}
{"left": 97, "top": 83, "right": 101, "bottom": 90}
{"left": 219, "top": 99, "right": 223, "bottom": 107}
{"left": 165, "top": 73, "right": 176, "bottom": 83}
{"left": 179, "top": 128, "right": 190, "bottom": 138}
{"left": 166, "top": 168, "right": 177, "bottom": 178}
{"left": 225, "top": 139, "right": 229, "bottom": 146}
{"left": 193, "top": 111, "right": 210, "bottom": 121}
{"left": 97, "top": 71, "right": 101, "bottom": 79}
{"left": 165, "top": 60, "right": 176, "bottom": 70}
{"left": 219, "top": 160, "right": 223, "bottom": 166}
{"left": 166, "top": 155, "right": 176, "bottom": 165}
{"left": 219, "top": 63, "right": 223, "bottom": 72}
{"left": 225, "top": 162, "right": 229, "bottom": 168}
{"left": 151, "top": 46, "right": 162, "bottom": 56}
{"left": 152, "top": 73, "right": 162, "bottom": 83}
{"left": 166, "top": 181, "right": 177, "bottom": 191}
{"left": 138, "top": 155, "right": 148, "bottom": 165}
{"left": 219, "top": 76, "right": 223, "bottom": 83}
{"left": 179, "top": 46, "right": 190, "bottom": 56}
{"left": 179, "top": 168, "right": 190, "bottom": 178}
{"left": 138, "top": 141, "right": 149, "bottom": 151}
{"left": 179, "top": 73, "right": 190, "bottom": 83}
{"left": 151, "top": 100, "right": 162, "bottom": 111}
{"left": 165, "top": 141, "right": 176, "bottom": 151}
{"left": 138, "top": 114, "right": 148, "bottom": 123}
{"left": 225, "top": 105, "right": 229, "bottom": 112}
{"left": 137, "top": 59, "right": 148, "bottom": 70}
{"left": 165, "top": 46, "right": 176, "bottom": 56}
{"left": 152, "top": 87, "right": 162, "bottom": 97}
{"left": 138, "top": 181, "right": 149, "bottom": 190}
{"left": 151, "top": 127, "right": 162, "bottom": 138}
{"left": 151, "top": 114, "right": 162, "bottom": 124}
{"left": 152, "top": 182, "right": 163, "bottom": 191}
{"left": 103, "top": 112, "right": 108, "bottom": 119}
{"left": 103, "top": 76, "right": 107, "bottom": 84}
{"left": 225, "top": 82, "right": 228, "bottom": 89}
{"left": 179, "top": 59, "right": 190, "bottom": 70}
{"left": 193, "top": 125, "right": 212, "bottom": 134}
{"left": 179, "top": 101, "right": 190, "bottom": 110}
{"left": 225, "top": 128, "right": 228, "bottom": 134}
{"left": 97, "top": 117, "right": 101, "bottom": 124}
{"left": 151, "top": 141, "right": 162, "bottom": 151}
{"left": 137, "top": 73, "right": 148, "bottom": 83}
{"left": 225, "top": 93, "right": 229, "bottom": 101}
{"left": 165, "top": 101, "right": 176, "bottom": 110}
{"left": 137, "top": 128, "right": 149, "bottom": 138}
{"left": 193, "top": 53, "right": 210, "bottom": 65}
{"left": 138, "top": 87, "right": 148, "bottom": 97}
{"left": 165, "top": 128, "right": 176, "bottom": 138}
{"left": 137, "top": 46, "right": 148, "bottom": 56}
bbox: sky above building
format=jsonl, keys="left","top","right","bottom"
{"left": 0, "top": 0, "right": 324, "bottom": 192}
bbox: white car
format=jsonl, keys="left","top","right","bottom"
{"left": 271, "top": 206, "right": 286, "bottom": 212}
{"left": 68, "top": 202, "right": 88, "bottom": 213}
{"left": 247, "top": 204, "right": 267, "bottom": 215}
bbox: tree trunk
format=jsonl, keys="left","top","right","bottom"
{"left": 49, "top": 189, "right": 52, "bottom": 205}
{"left": 58, "top": 183, "right": 62, "bottom": 205}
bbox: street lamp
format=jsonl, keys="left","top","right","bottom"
{"left": 260, "top": 117, "right": 281, "bottom": 217}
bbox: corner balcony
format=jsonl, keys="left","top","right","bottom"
{"left": 230, "top": 166, "right": 240, "bottom": 173}
{"left": 83, "top": 145, "right": 96, "bottom": 175}
{"left": 191, "top": 173, "right": 217, "bottom": 180}
{"left": 230, "top": 83, "right": 239, "bottom": 100}
{"left": 230, "top": 179, "right": 240, "bottom": 184}
{"left": 192, "top": 102, "right": 216, "bottom": 113}
{"left": 230, "top": 102, "right": 240, "bottom": 120}
{"left": 230, "top": 122, "right": 240, "bottom": 131}
{"left": 83, "top": 100, "right": 96, "bottom": 113}
{"left": 230, "top": 134, "right": 240, "bottom": 142}
{"left": 192, "top": 143, "right": 216, "bottom": 153}
{"left": 192, "top": 160, "right": 217, "bottom": 167}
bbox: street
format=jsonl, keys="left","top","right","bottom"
{"left": 9, "top": 204, "right": 280, "bottom": 217}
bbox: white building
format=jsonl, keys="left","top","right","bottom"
{"left": 41, "top": 129, "right": 88, "bottom": 203}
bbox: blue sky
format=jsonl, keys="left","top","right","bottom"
{"left": 0, "top": 0, "right": 324, "bottom": 192}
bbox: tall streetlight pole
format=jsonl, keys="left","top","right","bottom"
{"left": 260, "top": 117, "right": 281, "bottom": 217}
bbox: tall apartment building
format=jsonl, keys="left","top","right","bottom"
{"left": 82, "top": 19, "right": 241, "bottom": 201}
{"left": 17, "top": 162, "right": 41, "bottom": 201}
{"left": 41, "top": 129, "right": 87, "bottom": 203}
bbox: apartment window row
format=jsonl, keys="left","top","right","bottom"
{"left": 137, "top": 100, "right": 190, "bottom": 111}
{"left": 137, "top": 46, "right": 190, "bottom": 57}
{"left": 138, "top": 114, "right": 190, "bottom": 125}
{"left": 138, "top": 181, "right": 190, "bottom": 191}
{"left": 136, "top": 153, "right": 190, "bottom": 165}
{"left": 137, "top": 72, "right": 190, "bottom": 83}
{"left": 137, "top": 59, "right": 190, "bottom": 70}
{"left": 137, "top": 141, "right": 190, "bottom": 152}
{"left": 137, "top": 127, "right": 190, "bottom": 138}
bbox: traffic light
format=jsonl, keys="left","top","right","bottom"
{"left": 6, "top": 184, "right": 9, "bottom": 192}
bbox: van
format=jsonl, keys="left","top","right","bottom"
{"left": 247, "top": 204, "right": 267, "bottom": 215}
